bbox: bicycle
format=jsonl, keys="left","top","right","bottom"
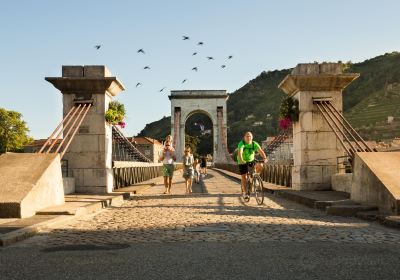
{"left": 243, "top": 160, "right": 264, "bottom": 205}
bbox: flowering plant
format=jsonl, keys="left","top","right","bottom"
{"left": 279, "top": 118, "right": 292, "bottom": 130}
{"left": 118, "top": 121, "right": 126, "bottom": 128}
{"left": 278, "top": 96, "right": 299, "bottom": 130}
{"left": 105, "top": 101, "right": 126, "bottom": 128}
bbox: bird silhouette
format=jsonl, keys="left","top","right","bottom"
{"left": 197, "top": 42, "right": 204, "bottom": 46}
{"left": 137, "top": 49, "right": 145, "bottom": 54}
{"left": 182, "top": 79, "right": 187, "bottom": 84}
{"left": 94, "top": 45, "right": 101, "bottom": 50}
{"left": 136, "top": 82, "right": 142, "bottom": 87}
{"left": 143, "top": 66, "right": 150, "bottom": 70}
{"left": 159, "top": 87, "right": 166, "bottom": 92}
{"left": 192, "top": 67, "right": 198, "bottom": 72}
{"left": 192, "top": 52, "right": 197, "bottom": 56}
{"left": 221, "top": 65, "right": 226, "bottom": 68}
{"left": 182, "top": 36, "right": 190, "bottom": 40}
{"left": 228, "top": 55, "right": 233, "bottom": 59}
{"left": 206, "top": 56, "right": 214, "bottom": 60}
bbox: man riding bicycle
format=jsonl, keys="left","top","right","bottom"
{"left": 237, "top": 131, "right": 268, "bottom": 200}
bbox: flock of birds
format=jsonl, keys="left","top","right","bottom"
{"left": 94, "top": 35, "right": 234, "bottom": 93}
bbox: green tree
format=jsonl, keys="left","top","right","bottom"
{"left": 0, "top": 108, "right": 32, "bottom": 153}
{"left": 185, "top": 134, "right": 200, "bottom": 158}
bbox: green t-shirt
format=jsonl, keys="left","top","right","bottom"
{"left": 237, "top": 140, "right": 260, "bottom": 164}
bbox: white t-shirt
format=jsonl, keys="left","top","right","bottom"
{"left": 182, "top": 155, "right": 194, "bottom": 169}
{"left": 161, "top": 150, "right": 174, "bottom": 164}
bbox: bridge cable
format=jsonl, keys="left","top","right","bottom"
{"left": 60, "top": 104, "right": 92, "bottom": 159}
{"left": 45, "top": 104, "right": 83, "bottom": 153}
{"left": 38, "top": 105, "right": 77, "bottom": 154}
{"left": 54, "top": 104, "right": 87, "bottom": 154}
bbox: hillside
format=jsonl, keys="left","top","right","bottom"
{"left": 137, "top": 51, "right": 400, "bottom": 149}
{"left": 344, "top": 52, "right": 400, "bottom": 140}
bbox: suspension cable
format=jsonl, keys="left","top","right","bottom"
{"left": 45, "top": 104, "right": 83, "bottom": 153}
{"left": 54, "top": 104, "right": 87, "bottom": 154}
{"left": 38, "top": 106, "right": 76, "bottom": 153}
{"left": 60, "top": 104, "right": 92, "bottom": 159}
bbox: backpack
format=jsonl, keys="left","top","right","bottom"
{"left": 232, "top": 140, "right": 256, "bottom": 162}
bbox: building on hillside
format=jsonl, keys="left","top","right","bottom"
{"left": 261, "top": 137, "right": 275, "bottom": 150}
{"left": 127, "top": 136, "right": 164, "bottom": 163}
{"left": 23, "top": 139, "right": 61, "bottom": 153}
{"left": 262, "top": 136, "right": 293, "bottom": 164}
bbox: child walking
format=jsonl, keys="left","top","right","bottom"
{"left": 193, "top": 158, "right": 201, "bottom": 183}
{"left": 182, "top": 147, "right": 194, "bottom": 194}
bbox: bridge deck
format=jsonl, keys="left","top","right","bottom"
{"left": 12, "top": 169, "right": 400, "bottom": 247}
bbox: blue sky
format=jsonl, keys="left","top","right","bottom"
{"left": 1, "top": 0, "right": 399, "bottom": 138}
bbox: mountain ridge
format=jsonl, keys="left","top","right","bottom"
{"left": 137, "top": 51, "right": 400, "bottom": 149}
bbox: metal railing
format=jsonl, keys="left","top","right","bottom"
{"left": 336, "top": 155, "right": 352, "bottom": 173}
{"left": 113, "top": 162, "right": 183, "bottom": 189}
{"left": 214, "top": 163, "right": 292, "bottom": 187}
{"left": 264, "top": 128, "right": 292, "bottom": 156}
{"left": 112, "top": 125, "right": 151, "bottom": 162}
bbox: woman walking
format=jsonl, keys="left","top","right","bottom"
{"left": 159, "top": 139, "right": 175, "bottom": 194}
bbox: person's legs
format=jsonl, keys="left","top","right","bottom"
{"left": 188, "top": 177, "right": 193, "bottom": 193}
{"left": 241, "top": 174, "right": 247, "bottom": 193}
{"left": 163, "top": 176, "right": 168, "bottom": 194}
{"left": 238, "top": 164, "right": 249, "bottom": 196}
{"left": 185, "top": 178, "right": 190, "bottom": 194}
{"left": 168, "top": 176, "right": 173, "bottom": 194}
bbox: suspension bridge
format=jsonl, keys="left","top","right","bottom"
{"left": 0, "top": 63, "right": 399, "bottom": 222}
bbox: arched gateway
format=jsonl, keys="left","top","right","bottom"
{"left": 169, "top": 90, "right": 231, "bottom": 164}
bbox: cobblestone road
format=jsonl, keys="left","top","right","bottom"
{"left": 14, "top": 170, "right": 400, "bottom": 247}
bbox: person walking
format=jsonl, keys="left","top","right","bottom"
{"left": 182, "top": 147, "right": 194, "bottom": 194}
{"left": 200, "top": 155, "right": 207, "bottom": 176}
{"left": 193, "top": 158, "right": 201, "bottom": 183}
{"left": 237, "top": 131, "right": 268, "bottom": 200}
{"left": 159, "top": 139, "right": 175, "bottom": 194}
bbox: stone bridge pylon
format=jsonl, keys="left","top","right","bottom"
{"left": 46, "top": 66, "right": 125, "bottom": 193}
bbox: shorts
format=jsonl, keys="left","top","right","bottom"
{"left": 163, "top": 164, "right": 175, "bottom": 177}
{"left": 183, "top": 168, "right": 194, "bottom": 179}
{"left": 238, "top": 161, "right": 255, "bottom": 175}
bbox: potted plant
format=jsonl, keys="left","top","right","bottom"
{"left": 105, "top": 101, "right": 126, "bottom": 128}
{"left": 278, "top": 96, "right": 299, "bottom": 130}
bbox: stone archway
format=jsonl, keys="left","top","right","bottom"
{"left": 169, "top": 90, "right": 229, "bottom": 163}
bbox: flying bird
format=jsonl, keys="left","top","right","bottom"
{"left": 94, "top": 45, "right": 101, "bottom": 50}
{"left": 182, "top": 36, "right": 190, "bottom": 40}
{"left": 182, "top": 79, "right": 187, "bottom": 84}
{"left": 192, "top": 52, "right": 197, "bottom": 56}
{"left": 206, "top": 56, "right": 214, "bottom": 60}
{"left": 137, "top": 49, "right": 145, "bottom": 54}
{"left": 159, "top": 87, "right": 166, "bottom": 92}
{"left": 228, "top": 55, "right": 233, "bottom": 59}
{"left": 197, "top": 42, "right": 204, "bottom": 46}
{"left": 221, "top": 65, "right": 226, "bottom": 68}
{"left": 192, "top": 67, "right": 198, "bottom": 72}
{"left": 143, "top": 66, "right": 150, "bottom": 70}
{"left": 136, "top": 82, "right": 142, "bottom": 87}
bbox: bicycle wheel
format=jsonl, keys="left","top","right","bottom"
{"left": 253, "top": 175, "right": 264, "bottom": 205}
